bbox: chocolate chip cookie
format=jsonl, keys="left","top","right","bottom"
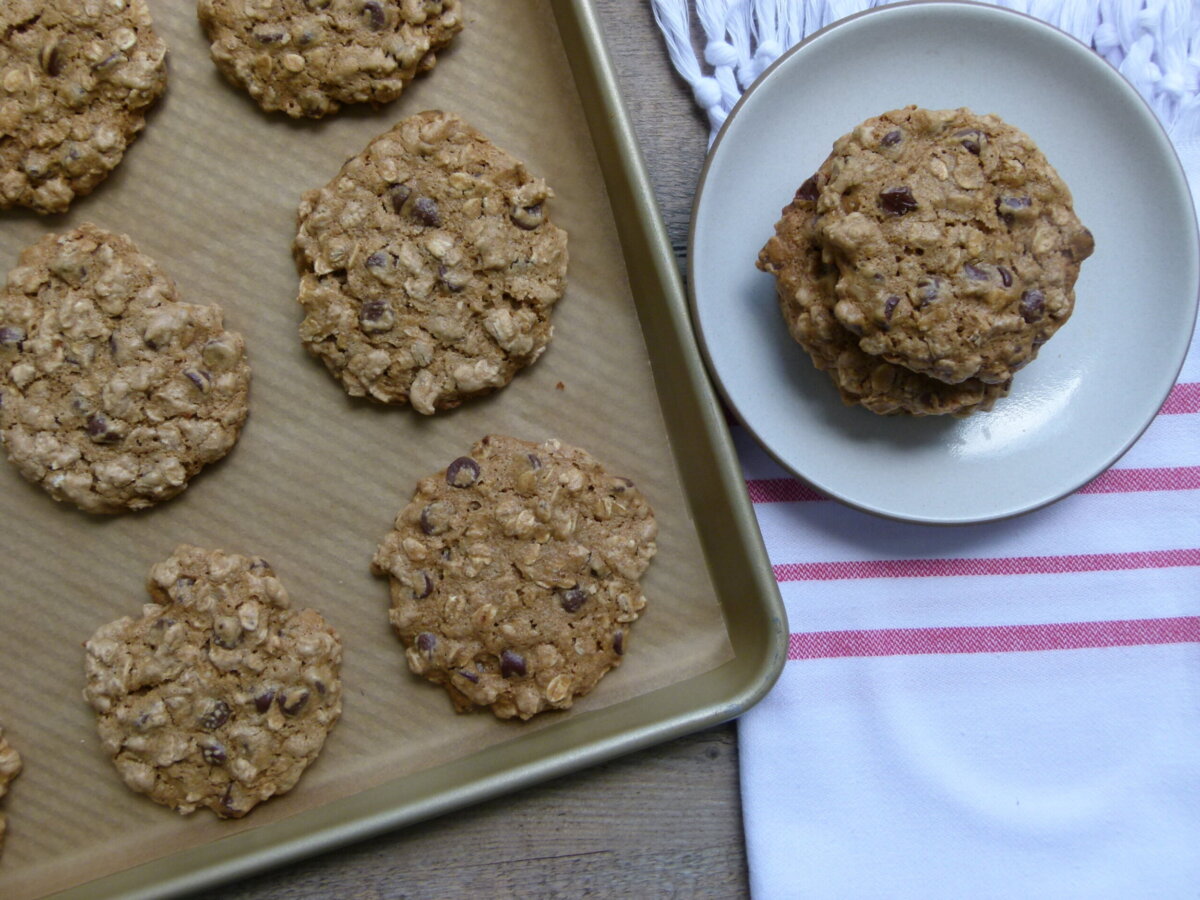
{"left": 372, "top": 435, "right": 657, "bottom": 720}
{"left": 83, "top": 545, "right": 343, "bottom": 819}
{"left": 0, "top": 224, "right": 251, "bottom": 514}
{"left": 0, "top": 725, "right": 20, "bottom": 859}
{"left": 815, "top": 107, "right": 1094, "bottom": 385}
{"left": 757, "top": 170, "right": 1010, "bottom": 416}
{"left": 295, "top": 111, "right": 569, "bottom": 413}
{"left": 0, "top": 0, "right": 167, "bottom": 214}
{"left": 197, "top": 0, "right": 463, "bottom": 118}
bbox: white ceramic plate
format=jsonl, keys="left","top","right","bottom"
{"left": 689, "top": 0, "right": 1199, "bottom": 524}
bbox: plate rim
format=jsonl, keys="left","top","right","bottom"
{"left": 686, "top": 0, "right": 1200, "bottom": 526}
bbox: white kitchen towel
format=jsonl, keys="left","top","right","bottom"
{"left": 650, "top": 1, "right": 1200, "bottom": 897}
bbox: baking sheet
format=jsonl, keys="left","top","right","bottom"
{"left": 0, "top": 3, "right": 736, "bottom": 897}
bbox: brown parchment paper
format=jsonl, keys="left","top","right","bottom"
{"left": 0, "top": 3, "right": 733, "bottom": 897}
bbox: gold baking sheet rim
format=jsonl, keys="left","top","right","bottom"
{"left": 0, "top": 2, "right": 786, "bottom": 897}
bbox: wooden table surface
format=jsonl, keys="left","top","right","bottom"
{"left": 196, "top": 3, "right": 742, "bottom": 897}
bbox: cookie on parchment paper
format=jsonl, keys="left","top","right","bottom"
{"left": 814, "top": 106, "right": 1094, "bottom": 386}
{"left": 197, "top": 0, "right": 463, "bottom": 118}
{"left": 372, "top": 435, "right": 657, "bottom": 720}
{"left": 83, "top": 545, "right": 343, "bottom": 819}
{"left": 0, "top": 725, "right": 20, "bottom": 859}
{"left": 295, "top": 110, "right": 569, "bottom": 414}
{"left": 756, "top": 169, "right": 1010, "bottom": 416}
{"left": 0, "top": 0, "right": 167, "bottom": 214}
{"left": 0, "top": 224, "right": 251, "bottom": 514}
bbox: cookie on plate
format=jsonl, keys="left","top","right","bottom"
{"left": 815, "top": 106, "right": 1094, "bottom": 385}
{"left": 295, "top": 110, "right": 569, "bottom": 413}
{"left": 0, "top": 0, "right": 167, "bottom": 214}
{"left": 372, "top": 435, "right": 657, "bottom": 720}
{"left": 0, "top": 725, "right": 20, "bottom": 859}
{"left": 197, "top": 0, "right": 463, "bottom": 118}
{"left": 0, "top": 224, "right": 251, "bottom": 514}
{"left": 757, "top": 170, "right": 1010, "bottom": 416}
{"left": 83, "top": 545, "right": 343, "bottom": 819}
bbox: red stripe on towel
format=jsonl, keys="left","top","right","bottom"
{"left": 773, "top": 548, "right": 1200, "bottom": 582}
{"left": 1078, "top": 465, "right": 1200, "bottom": 494}
{"left": 789, "top": 616, "right": 1200, "bottom": 660}
{"left": 1161, "top": 382, "right": 1200, "bottom": 414}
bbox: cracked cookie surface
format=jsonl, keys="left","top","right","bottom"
{"left": 0, "top": 224, "right": 251, "bottom": 514}
{"left": 815, "top": 107, "right": 1093, "bottom": 385}
{"left": 83, "top": 545, "right": 343, "bottom": 819}
{"left": 0, "top": 0, "right": 167, "bottom": 214}
{"left": 198, "top": 0, "right": 462, "bottom": 118}
{"left": 372, "top": 435, "right": 657, "bottom": 720}
{"left": 757, "top": 168, "right": 1010, "bottom": 416}
{"left": 295, "top": 110, "right": 568, "bottom": 413}
{"left": 0, "top": 725, "right": 20, "bottom": 859}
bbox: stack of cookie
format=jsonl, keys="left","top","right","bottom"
{"left": 757, "top": 106, "right": 1094, "bottom": 417}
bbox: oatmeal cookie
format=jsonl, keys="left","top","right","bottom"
{"left": 815, "top": 106, "right": 1093, "bottom": 385}
{"left": 0, "top": 725, "right": 20, "bottom": 858}
{"left": 295, "top": 111, "right": 569, "bottom": 413}
{"left": 198, "top": 0, "right": 463, "bottom": 118}
{"left": 0, "top": 225, "right": 251, "bottom": 514}
{"left": 0, "top": 0, "right": 167, "bottom": 214}
{"left": 83, "top": 545, "right": 343, "bottom": 819}
{"left": 757, "top": 170, "right": 1010, "bottom": 416}
{"left": 372, "top": 435, "right": 657, "bottom": 720}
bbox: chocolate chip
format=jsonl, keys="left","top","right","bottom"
{"left": 879, "top": 186, "right": 917, "bottom": 216}
{"left": 201, "top": 741, "right": 227, "bottom": 765}
{"left": 93, "top": 52, "right": 122, "bottom": 72}
{"left": 881, "top": 129, "right": 902, "bottom": 147}
{"left": 499, "top": 649, "right": 526, "bottom": 678}
{"left": 411, "top": 196, "right": 440, "bottom": 227}
{"left": 796, "top": 175, "right": 820, "bottom": 202}
{"left": 916, "top": 277, "right": 941, "bottom": 306}
{"left": 997, "top": 266, "right": 1013, "bottom": 288}
{"left": 560, "top": 587, "right": 588, "bottom": 614}
{"left": 416, "top": 632, "right": 437, "bottom": 654}
{"left": 527, "top": 453, "right": 542, "bottom": 471}
{"left": 1020, "top": 290, "right": 1045, "bottom": 323}
{"left": 219, "top": 784, "right": 242, "bottom": 814}
{"left": 362, "top": 0, "right": 386, "bottom": 30}
{"left": 184, "top": 370, "right": 211, "bottom": 393}
{"left": 359, "top": 298, "right": 393, "bottom": 332}
{"left": 254, "top": 689, "right": 275, "bottom": 714}
{"left": 955, "top": 129, "right": 982, "bottom": 155}
{"left": 254, "top": 29, "right": 287, "bottom": 44}
{"left": 613, "top": 630, "right": 625, "bottom": 656}
{"left": 883, "top": 295, "right": 900, "bottom": 321}
{"left": 85, "top": 414, "right": 121, "bottom": 444}
{"left": 198, "top": 700, "right": 231, "bottom": 731}
{"left": 365, "top": 251, "right": 388, "bottom": 269}
{"left": 511, "top": 204, "right": 544, "bottom": 230}
{"left": 0, "top": 327, "right": 25, "bottom": 348}
{"left": 277, "top": 688, "right": 310, "bottom": 717}
{"left": 457, "top": 668, "right": 480, "bottom": 684}
{"left": 413, "top": 571, "right": 434, "bottom": 599}
{"left": 40, "top": 42, "right": 62, "bottom": 77}
{"left": 964, "top": 263, "right": 990, "bottom": 281}
{"left": 389, "top": 183, "right": 412, "bottom": 214}
{"left": 999, "top": 196, "right": 1031, "bottom": 211}
{"left": 445, "top": 456, "right": 481, "bottom": 488}
{"left": 438, "top": 265, "right": 468, "bottom": 292}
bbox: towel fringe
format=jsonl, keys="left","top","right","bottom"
{"left": 649, "top": 0, "right": 1200, "bottom": 145}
